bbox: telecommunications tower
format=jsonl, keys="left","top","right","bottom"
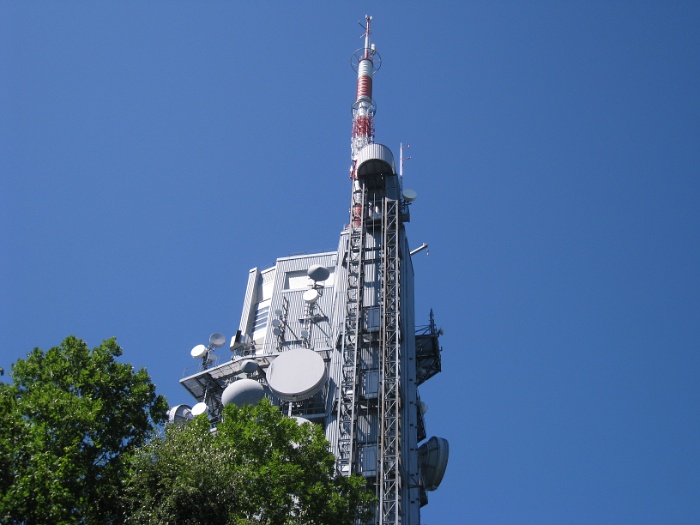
{"left": 173, "top": 16, "right": 449, "bottom": 524}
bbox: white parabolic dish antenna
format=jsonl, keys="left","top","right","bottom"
{"left": 403, "top": 188, "right": 417, "bottom": 202}
{"left": 419, "top": 436, "right": 449, "bottom": 491}
{"left": 240, "top": 359, "right": 260, "bottom": 374}
{"left": 168, "top": 404, "right": 193, "bottom": 424}
{"left": 267, "top": 348, "right": 327, "bottom": 402}
{"left": 303, "top": 289, "right": 319, "bottom": 304}
{"left": 190, "top": 344, "right": 207, "bottom": 359}
{"left": 191, "top": 402, "right": 208, "bottom": 416}
{"left": 209, "top": 332, "right": 226, "bottom": 348}
{"left": 307, "top": 264, "right": 330, "bottom": 282}
{"left": 221, "top": 379, "right": 265, "bottom": 407}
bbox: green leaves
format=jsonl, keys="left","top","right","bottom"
{"left": 123, "top": 400, "right": 375, "bottom": 525}
{"left": 0, "top": 336, "right": 168, "bottom": 525}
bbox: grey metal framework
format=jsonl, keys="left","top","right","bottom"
{"left": 379, "top": 196, "right": 401, "bottom": 524}
{"left": 336, "top": 183, "right": 366, "bottom": 475}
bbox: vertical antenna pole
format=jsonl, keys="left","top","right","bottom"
{"left": 350, "top": 15, "right": 381, "bottom": 172}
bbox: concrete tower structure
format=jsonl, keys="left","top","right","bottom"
{"left": 175, "top": 16, "right": 448, "bottom": 525}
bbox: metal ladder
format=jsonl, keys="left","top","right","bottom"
{"left": 336, "top": 182, "right": 367, "bottom": 476}
{"left": 379, "top": 197, "right": 401, "bottom": 525}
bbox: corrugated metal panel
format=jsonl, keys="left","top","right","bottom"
{"left": 359, "top": 345, "right": 379, "bottom": 368}
{"left": 356, "top": 412, "right": 378, "bottom": 443}
{"left": 359, "top": 445, "right": 378, "bottom": 476}
{"left": 361, "top": 369, "right": 379, "bottom": 398}
{"left": 356, "top": 143, "right": 395, "bottom": 177}
{"left": 238, "top": 268, "right": 261, "bottom": 336}
{"left": 262, "top": 252, "right": 338, "bottom": 355}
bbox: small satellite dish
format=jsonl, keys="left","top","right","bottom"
{"left": 303, "top": 289, "right": 319, "bottom": 304}
{"left": 274, "top": 309, "right": 283, "bottom": 317}
{"left": 300, "top": 329, "right": 309, "bottom": 339}
{"left": 273, "top": 327, "right": 282, "bottom": 336}
{"left": 420, "top": 401, "right": 429, "bottom": 415}
{"left": 191, "top": 402, "right": 208, "bottom": 416}
{"left": 307, "top": 265, "right": 330, "bottom": 282}
{"left": 240, "top": 359, "right": 260, "bottom": 374}
{"left": 209, "top": 332, "right": 226, "bottom": 348}
{"left": 402, "top": 188, "right": 417, "bottom": 202}
{"left": 272, "top": 318, "right": 283, "bottom": 328}
{"left": 191, "top": 344, "right": 207, "bottom": 359}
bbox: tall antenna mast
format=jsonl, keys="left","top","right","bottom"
{"left": 350, "top": 15, "right": 382, "bottom": 173}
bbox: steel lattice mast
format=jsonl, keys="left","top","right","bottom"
{"left": 339, "top": 16, "right": 406, "bottom": 524}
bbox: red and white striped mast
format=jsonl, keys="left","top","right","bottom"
{"left": 350, "top": 15, "right": 381, "bottom": 176}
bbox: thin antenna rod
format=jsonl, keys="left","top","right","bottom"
{"left": 400, "top": 143, "right": 411, "bottom": 178}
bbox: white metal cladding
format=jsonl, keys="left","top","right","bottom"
{"left": 357, "top": 58, "right": 373, "bottom": 80}
{"left": 324, "top": 232, "right": 351, "bottom": 459}
{"left": 260, "top": 268, "right": 276, "bottom": 300}
{"left": 238, "top": 268, "right": 261, "bottom": 339}
{"left": 356, "top": 143, "right": 395, "bottom": 177}
{"left": 262, "top": 252, "right": 338, "bottom": 355}
{"left": 399, "top": 225, "right": 421, "bottom": 524}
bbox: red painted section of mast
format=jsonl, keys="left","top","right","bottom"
{"left": 350, "top": 15, "right": 378, "bottom": 169}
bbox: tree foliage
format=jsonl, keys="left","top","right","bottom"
{"left": 0, "top": 336, "right": 168, "bottom": 524}
{"left": 123, "top": 400, "right": 375, "bottom": 525}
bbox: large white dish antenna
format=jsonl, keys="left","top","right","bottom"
{"left": 419, "top": 436, "right": 449, "bottom": 491}
{"left": 190, "top": 344, "right": 207, "bottom": 359}
{"left": 307, "top": 265, "right": 330, "bottom": 282}
{"left": 221, "top": 378, "right": 265, "bottom": 407}
{"left": 209, "top": 332, "right": 226, "bottom": 348}
{"left": 267, "top": 348, "right": 327, "bottom": 402}
{"left": 191, "top": 402, "right": 209, "bottom": 417}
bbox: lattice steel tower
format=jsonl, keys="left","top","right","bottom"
{"left": 174, "top": 16, "right": 449, "bottom": 525}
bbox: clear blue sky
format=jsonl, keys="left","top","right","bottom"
{"left": 2, "top": 3, "right": 699, "bottom": 524}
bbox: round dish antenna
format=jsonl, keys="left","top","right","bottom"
{"left": 303, "top": 289, "right": 319, "bottom": 304}
{"left": 267, "top": 348, "right": 327, "bottom": 402}
{"left": 190, "top": 344, "right": 207, "bottom": 359}
{"left": 209, "top": 332, "right": 226, "bottom": 348}
{"left": 307, "top": 265, "right": 330, "bottom": 283}
{"left": 168, "top": 404, "right": 193, "bottom": 424}
{"left": 191, "top": 402, "right": 209, "bottom": 417}
{"left": 221, "top": 378, "right": 265, "bottom": 407}
{"left": 272, "top": 318, "right": 283, "bottom": 328}
{"left": 240, "top": 359, "right": 260, "bottom": 374}
{"left": 419, "top": 436, "right": 449, "bottom": 491}
{"left": 402, "top": 188, "right": 418, "bottom": 202}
